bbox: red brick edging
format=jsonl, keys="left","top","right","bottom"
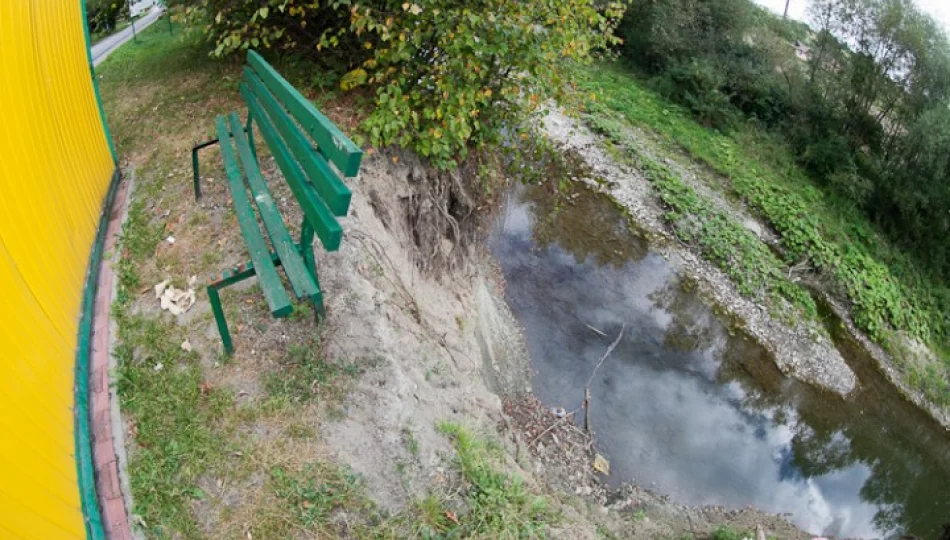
{"left": 89, "top": 178, "right": 133, "bottom": 540}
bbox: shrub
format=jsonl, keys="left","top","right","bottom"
{"left": 180, "top": 0, "right": 627, "bottom": 167}
{"left": 87, "top": 0, "right": 125, "bottom": 35}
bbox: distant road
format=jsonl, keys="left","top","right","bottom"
{"left": 91, "top": 7, "right": 164, "bottom": 67}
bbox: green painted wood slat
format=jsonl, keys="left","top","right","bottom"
{"left": 227, "top": 113, "right": 319, "bottom": 300}
{"left": 246, "top": 50, "right": 363, "bottom": 177}
{"left": 240, "top": 85, "right": 344, "bottom": 251}
{"left": 215, "top": 115, "right": 293, "bottom": 317}
{"left": 243, "top": 68, "right": 351, "bottom": 217}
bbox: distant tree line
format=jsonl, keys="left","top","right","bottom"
{"left": 621, "top": 0, "right": 950, "bottom": 281}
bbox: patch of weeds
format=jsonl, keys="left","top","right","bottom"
{"left": 402, "top": 425, "right": 420, "bottom": 457}
{"left": 201, "top": 250, "right": 222, "bottom": 270}
{"left": 286, "top": 421, "right": 317, "bottom": 439}
{"left": 265, "top": 464, "right": 373, "bottom": 537}
{"left": 632, "top": 508, "right": 647, "bottom": 522}
{"left": 435, "top": 422, "right": 556, "bottom": 537}
{"left": 607, "top": 134, "right": 816, "bottom": 322}
{"left": 187, "top": 210, "right": 209, "bottom": 227}
{"left": 425, "top": 359, "right": 448, "bottom": 382}
{"left": 711, "top": 525, "right": 747, "bottom": 540}
{"left": 263, "top": 336, "right": 350, "bottom": 404}
{"left": 119, "top": 198, "right": 164, "bottom": 262}
{"left": 287, "top": 302, "right": 313, "bottom": 322}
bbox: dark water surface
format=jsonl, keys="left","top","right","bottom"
{"left": 488, "top": 183, "right": 950, "bottom": 539}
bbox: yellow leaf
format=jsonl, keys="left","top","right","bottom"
{"left": 340, "top": 69, "right": 368, "bottom": 91}
{"left": 259, "top": 6, "right": 269, "bottom": 19}
{"left": 402, "top": 2, "right": 410, "bottom": 10}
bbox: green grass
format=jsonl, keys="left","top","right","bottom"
{"left": 579, "top": 61, "right": 950, "bottom": 405}
{"left": 434, "top": 422, "right": 555, "bottom": 537}
{"left": 263, "top": 336, "right": 354, "bottom": 404}
{"left": 112, "top": 211, "right": 236, "bottom": 537}
{"left": 268, "top": 464, "right": 372, "bottom": 534}
{"left": 253, "top": 423, "right": 557, "bottom": 539}
{"left": 710, "top": 526, "right": 745, "bottom": 540}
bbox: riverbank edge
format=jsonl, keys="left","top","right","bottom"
{"left": 539, "top": 109, "right": 950, "bottom": 433}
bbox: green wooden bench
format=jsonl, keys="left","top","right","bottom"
{"left": 191, "top": 50, "right": 363, "bottom": 355}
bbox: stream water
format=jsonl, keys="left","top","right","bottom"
{"left": 488, "top": 182, "right": 950, "bottom": 539}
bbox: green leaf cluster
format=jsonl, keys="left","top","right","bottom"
{"left": 180, "top": 0, "right": 627, "bottom": 167}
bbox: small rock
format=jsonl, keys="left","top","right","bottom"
{"left": 154, "top": 362, "right": 164, "bottom": 372}
{"left": 181, "top": 339, "right": 192, "bottom": 352}
{"left": 166, "top": 235, "right": 176, "bottom": 244}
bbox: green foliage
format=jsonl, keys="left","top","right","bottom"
{"left": 588, "top": 111, "right": 815, "bottom": 321}
{"left": 263, "top": 335, "right": 352, "bottom": 404}
{"left": 621, "top": 0, "right": 950, "bottom": 287}
{"left": 270, "top": 464, "right": 370, "bottom": 530}
{"left": 87, "top": 0, "right": 126, "bottom": 36}
{"left": 180, "top": 0, "right": 626, "bottom": 167}
{"left": 711, "top": 525, "right": 746, "bottom": 540}
{"left": 579, "top": 62, "right": 950, "bottom": 405}
{"left": 436, "top": 422, "right": 556, "bottom": 537}
{"left": 118, "top": 199, "right": 164, "bottom": 261}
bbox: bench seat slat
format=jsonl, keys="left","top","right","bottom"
{"left": 246, "top": 50, "right": 363, "bottom": 177}
{"left": 227, "top": 113, "right": 319, "bottom": 300}
{"left": 241, "top": 85, "right": 344, "bottom": 251}
{"left": 215, "top": 115, "right": 293, "bottom": 317}
{"left": 244, "top": 68, "right": 351, "bottom": 217}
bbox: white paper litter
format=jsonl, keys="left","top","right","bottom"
{"left": 154, "top": 279, "right": 196, "bottom": 315}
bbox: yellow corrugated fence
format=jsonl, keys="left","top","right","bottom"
{"left": 0, "top": 0, "right": 116, "bottom": 538}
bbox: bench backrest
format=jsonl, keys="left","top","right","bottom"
{"left": 239, "top": 50, "right": 363, "bottom": 252}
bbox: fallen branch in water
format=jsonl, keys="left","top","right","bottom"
{"left": 585, "top": 325, "right": 625, "bottom": 434}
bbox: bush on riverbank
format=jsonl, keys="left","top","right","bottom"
{"left": 618, "top": 0, "right": 950, "bottom": 291}
{"left": 175, "top": 0, "right": 626, "bottom": 167}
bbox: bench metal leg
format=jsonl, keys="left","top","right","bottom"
{"left": 207, "top": 285, "right": 232, "bottom": 355}
{"left": 191, "top": 126, "right": 251, "bottom": 201}
{"left": 246, "top": 113, "right": 258, "bottom": 164}
{"left": 299, "top": 219, "right": 325, "bottom": 316}
{"left": 192, "top": 138, "right": 220, "bottom": 200}
{"left": 207, "top": 248, "right": 312, "bottom": 354}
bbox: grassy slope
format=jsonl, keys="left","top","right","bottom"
{"left": 577, "top": 61, "right": 950, "bottom": 405}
